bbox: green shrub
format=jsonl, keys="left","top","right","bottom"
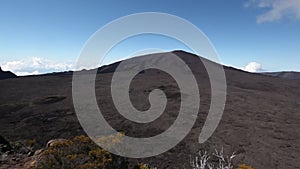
{"left": 30, "top": 134, "right": 127, "bottom": 169}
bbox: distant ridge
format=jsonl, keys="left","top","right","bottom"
{"left": 262, "top": 71, "right": 300, "bottom": 80}
{"left": 0, "top": 67, "right": 17, "bottom": 80}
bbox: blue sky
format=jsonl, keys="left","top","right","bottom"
{"left": 0, "top": 0, "right": 299, "bottom": 75}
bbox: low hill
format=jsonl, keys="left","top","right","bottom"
{"left": 262, "top": 71, "right": 300, "bottom": 80}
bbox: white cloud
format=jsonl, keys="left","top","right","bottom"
{"left": 15, "top": 71, "right": 40, "bottom": 76}
{"left": 1, "top": 57, "right": 75, "bottom": 76}
{"left": 243, "top": 62, "right": 263, "bottom": 72}
{"left": 246, "top": 0, "right": 300, "bottom": 23}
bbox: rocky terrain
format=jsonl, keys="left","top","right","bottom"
{"left": 0, "top": 51, "right": 300, "bottom": 168}
{"left": 263, "top": 71, "right": 300, "bottom": 80}
{"left": 0, "top": 68, "right": 17, "bottom": 80}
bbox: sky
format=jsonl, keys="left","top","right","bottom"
{"left": 0, "top": 0, "right": 300, "bottom": 75}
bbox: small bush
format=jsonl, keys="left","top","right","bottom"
{"left": 26, "top": 139, "right": 36, "bottom": 147}
{"left": 238, "top": 164, "right": 254, "bottom": 169}
{"left": 134, "top": 163, "right": 157, "bottom": 169}
{"left": 30, "top": 134, "right": 127, "bottom": 169}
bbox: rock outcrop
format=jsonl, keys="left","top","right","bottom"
{"left": 0, "top": 67, "right": 17, "bottom": 80}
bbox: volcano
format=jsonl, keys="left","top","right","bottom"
{"left": 0, "top": 51, "right": 299, "bottom": 168}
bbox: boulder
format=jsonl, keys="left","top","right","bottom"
{"left": 0, "top": 135, "right": 12, "bottom": 153}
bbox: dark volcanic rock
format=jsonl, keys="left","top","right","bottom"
{"left": 0, "top": 135, "right": 12, "bottom": 153}
{"left": 0, "top": 67, "right": 17, "bottom": 80}
{"left": 33, "top": 96, "right": 67, "bottom": 105}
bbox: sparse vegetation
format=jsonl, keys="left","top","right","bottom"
{"left": 134, "top": 163, "right": 157, "bottom": 169}
{"left": 1, "top": 135, "right": 255, "bottom": 169}
{"left": 1, "top": 134, "right": 254, "bottom": 169}
{"left": 29, "top": 134, "right": 128, "bottom": 169}
{"left": 190, "top": 148, "right": 253, "bottom": 169}
{"left": 237, "top": 164, "right": 254, "bottom": 169}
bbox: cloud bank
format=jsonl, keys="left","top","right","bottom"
{"left": 1, "top": 57, "right": 75, "bottom": 76}
{"left": 246, "top": 0, "right": 300, "bottom": 23}
{"left": 244, "top": 62, "right": 263, "bottom": 72}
